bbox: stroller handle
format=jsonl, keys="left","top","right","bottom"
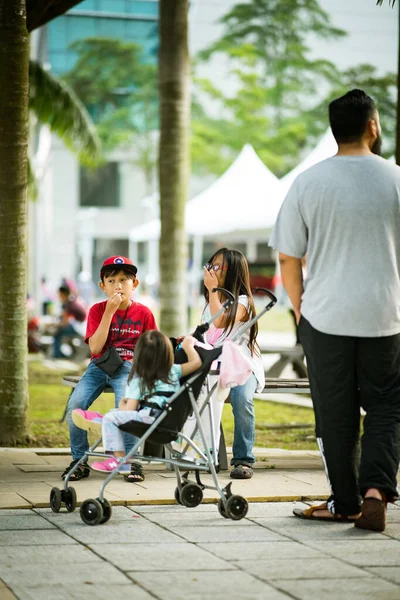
{"left": 228, "top": 288, "right": 277, "bottom": 343}
{"left": 192, "top": 287, "right": 236, "bottom": 341}
{"left": 253, "top": 287, "right": 277, "bottom": 311}
{"left": 212, "top": 287, "right": 235, "bottom": 303}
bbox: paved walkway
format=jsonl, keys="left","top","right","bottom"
{"left": 1, "top": 502, "right": 400, "bottom": 599}
{"left": 1, "top": 448, "right": 328, "bottom": 509}
{"left": 1, "top": 449, "right": 400, "bottom": 599}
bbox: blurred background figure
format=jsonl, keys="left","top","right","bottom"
{"left": 53, "top": 285, "right": 88, "bottom": 359}
{"left": 40, "top": 276, "right": 55, "bottom": 316}
{"left": 27, "top": 293, "right": 42, "bottom": 353}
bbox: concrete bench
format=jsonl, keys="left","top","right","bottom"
{"left": 62, "top": 375, "right": 311, "bottom": 470}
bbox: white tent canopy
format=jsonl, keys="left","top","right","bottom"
{"left": 130, "top": 144, "right": 281, "bottom": 242}
{"left": 130, "top": 131, "right": 339, "bottom": 244}
{"left": 279, "top": 128, "right": 338, "bottom": 199}
{"left": 187, "top": 144, "right": 281, "bottom": 235}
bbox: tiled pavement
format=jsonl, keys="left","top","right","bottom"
{"left": 0, "top": 501, "right": 400, "bottom": 600}
{"left": 1, "top": 449, "right": 400, "bottom": 599}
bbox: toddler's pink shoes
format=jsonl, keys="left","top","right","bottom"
{"left": 71, "top": 409, "right": 103, "bottom": 436}
{"left": 91, "top": 457, "right": 130, "bottom": 474}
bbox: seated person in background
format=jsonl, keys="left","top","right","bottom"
{"left": 72, "top": 330, "right": 202, "bottom": 480}
{"left": 53, "top": 285, "right": 88, "bottom": 358}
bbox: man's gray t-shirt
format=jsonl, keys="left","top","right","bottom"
{"left": 269, "top": 155, "right": 400, "bottom": 337}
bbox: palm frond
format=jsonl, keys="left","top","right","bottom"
{"left": 29, "top": 60, "right": 101, "bottom": 167}
{"left": 376, "top": 1, "right": 396, "bottom": 6}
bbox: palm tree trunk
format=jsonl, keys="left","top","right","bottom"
{"left": 158, "top": 0, "right": 190, "bottom": 335}
{"left": 0, "top": 0, "right": 30, "bottom": 444}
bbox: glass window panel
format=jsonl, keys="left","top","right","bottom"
{"left": 49, "top": 53, "right": 69, "bottom": 75}
{"left": 97, "top": 18, "right": 125, "bottom": 37}
{"left": 80, "top": 163, "right": 120, "bottom": 207}
{"left": 78, "top": 0, "right": 98, "bottom": 9}
{"left": 47, "top": 21, "right": 68, "bottom": 51}
{"left": 128, "top": 1, "right": 158, "bottom": 17}
{"left": 257, "top": 243, "right": 275, "bottom": 262}
{"left": 66, "top": 17, "right": 97, "bottom": 44}
{"left": 98, "top": 0, "right": 125, "bottom": 11}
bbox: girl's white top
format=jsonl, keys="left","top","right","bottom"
{"left": 203, "top": 294, "right": 265, "bottom": 392}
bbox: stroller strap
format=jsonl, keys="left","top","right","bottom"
{"left": 140, "top": 390, "right": 175, "bottom": 411}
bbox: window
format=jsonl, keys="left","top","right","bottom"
{"left": 80, "top": 162, "right": 120, "bottom": 207}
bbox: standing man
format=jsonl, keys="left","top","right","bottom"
{"left": 269, "top": 89, "right": 400, "bottom": 532}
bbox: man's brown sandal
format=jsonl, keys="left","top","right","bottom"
{"left": 293, "top": 502, "right": 359, "bottom": 522}
{"left": 354, "top": 494, "right": 387, "bottom": 532}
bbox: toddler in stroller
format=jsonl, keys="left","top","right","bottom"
{"left": 71, "top": 330, "right": 202, "bottom": 475}
{"left": 49, "top": 287, "right": 276, "bottom": 525}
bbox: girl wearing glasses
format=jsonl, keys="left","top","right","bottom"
{"left": 203, "top": 248, "right": 264, "bottom": 480}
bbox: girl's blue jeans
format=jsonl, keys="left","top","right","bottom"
{"left": 66, "top": 360, "right": 137, "bottom": 460}
{"left": 229, "top": 373, "right": 257, "bottom": 466}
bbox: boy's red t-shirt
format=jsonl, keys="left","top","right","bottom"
{"left": 85, "top": 301, "right": 157, "bottom": 361}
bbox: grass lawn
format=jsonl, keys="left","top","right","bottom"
{"left": 24, "top": 359, "right": 317, "bottom": 450}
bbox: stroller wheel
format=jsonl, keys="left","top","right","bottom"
{"left": 180, "top": 484, "right": 203, "bottom": 508}
{"left": 98, "top": 498, "right": 112, "bottom": 524}
{"left": 80, "top": 498, "right": 103, "bottom": 526}
{"left": 217, "top": 498, "right": 229, "bottom": 519}
{"left": 226, "top": 495, "right": 248, "bottom": 520}
{"left": 50, "top": 487, "right": 62, "bottom": 513}
{"left": 174, "top": 486, "right": 183, "bottom": 505}
{"left": 63, "top": 487, "right": 77, "bottom": 513}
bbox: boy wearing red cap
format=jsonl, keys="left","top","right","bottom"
{"left": 61, "top": 256, "right": 157, "bottom": 482}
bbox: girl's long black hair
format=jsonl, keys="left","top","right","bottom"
{"left": 128, "top": 330, "right": 174, "bottom": 397}
{"left": 204, "top": 248, "right": 259, "bottom": 355}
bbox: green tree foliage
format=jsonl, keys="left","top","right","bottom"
{"left": 29, "top": 60, "right": 101, "bottom": 168}
{"left": 63, "top": 38, "right": 158, "bottom": 190}
{"left": 199, "top": 0, "right": 345, "bottom": 127}
{"left": 192, "top": 0, "right": 396, "bottom": 176}
{"left": 63, "top": 38, "right": 158, "bottom": 147}
{"left": 192, "top": 0, "right": 345, "bottom": 176}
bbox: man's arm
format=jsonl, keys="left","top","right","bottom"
{"left": 279, "top": 253, "right": 304, "bottom": 324}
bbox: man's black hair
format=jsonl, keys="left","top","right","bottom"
{"left": 329, "top": 89, "right": 377, "bottom": 144}
{"left": 58, "top": 285, "right": 70, "bottom": 296}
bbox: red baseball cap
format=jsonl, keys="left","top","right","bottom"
{"left": 100, "top": 256, "right": 137, "bottom": 277}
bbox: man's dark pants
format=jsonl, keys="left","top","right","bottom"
{"left": 299, "top": 317, "right": 400, "bottom": 516}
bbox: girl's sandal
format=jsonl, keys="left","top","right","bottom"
{"left": 124, "top": 462, "right": 145, "bottom": 483}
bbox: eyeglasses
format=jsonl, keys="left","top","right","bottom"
{"left": 205, "top": 263, "right": 228, "bottom": 272}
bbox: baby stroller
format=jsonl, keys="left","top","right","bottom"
{"left": 49, "top": 287, "right": 277, "bottom": 525}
